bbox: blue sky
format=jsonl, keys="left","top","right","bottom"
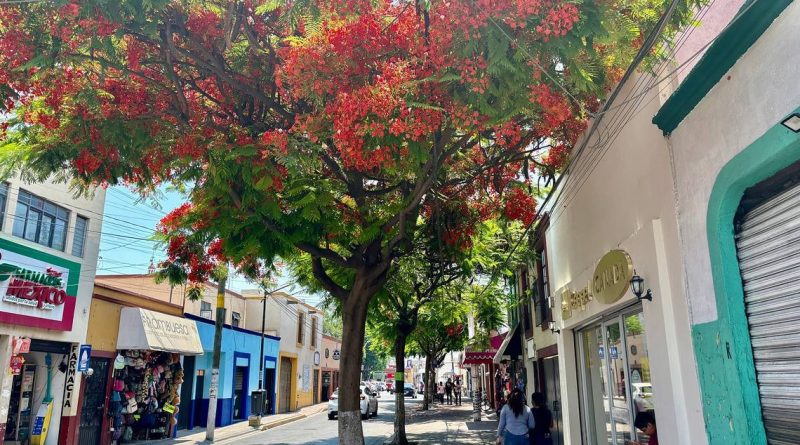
{"left": 98, "top": 186, "right": 321, "bottom": 304}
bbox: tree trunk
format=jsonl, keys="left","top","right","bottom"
{"left": 337, "top": 284, "right": 371, "bottom": 445}
{"left": 392, "top": 333, "right": 409, "bottom": 445}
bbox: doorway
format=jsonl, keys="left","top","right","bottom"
{"left": 77, "top": 358, "right": 110, "bottom": 445}
{"left": 578, "top": 310, "right": 653, "bottom": 445}
{"left": 542, "top": 357, "right": 563, "bottom": 445}
{"left": 233, "top": 366, "right": 247, "bottom": 420}
{"left": 313, "top": 370, "right": 320, "bottom": 404}
{"left": 178, "top": 356, "right": 195, "bottom": 430}
{"left": 264, "top": 368, "right": 276, "bottom": 414}
{"left": 279, "top": 358, "right": 293, "bottom": 413}
{"left": 194, "top": 370, "right": 206, "bottom": 427}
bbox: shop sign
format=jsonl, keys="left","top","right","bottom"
{"left": 62, "top": 344, "right": 79, "bottom": 415}
{"left": 9, "top": 355, "right": 25, "bottom": 375}
{"left": 592, "top": 250, "right": 633, "bottom": 304}
{"left": 0, "top": 242, "right": 80, "bottom": 331}
{"left": 77, "top": 344, "right": 92, "bottom": 372}
{"left": 314, "top": 351, "right": 320, "bottom": 366}
{"left": 332, "top": 349, "right": 340, "bottom": 360}
{"left": 561, "top": 250, "right": 634, "bottom": 320}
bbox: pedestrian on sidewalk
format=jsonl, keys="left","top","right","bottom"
{"left": 445, "top": 378, "right": 454, "bottom": 405}
{"left": 529, "top": 392, "right": 553, "bottom": 445}
{"left": 496, "top": 389, "right": 535, "bottom": 445}
{"left": 454, "top": 378, "right": 462, "bottom": 406}
{"left": 437, "top": 382, "right": 445, "bottom": 404}
{"left": 629, "top": 411, "right": 658, "bottom": 445}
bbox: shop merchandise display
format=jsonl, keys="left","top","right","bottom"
{"left": 110, "top": 350, "right": 184, "bottom": 442}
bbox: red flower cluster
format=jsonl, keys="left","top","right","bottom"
{"left": 503, "top": 187, "right": 537, "bottom": 226}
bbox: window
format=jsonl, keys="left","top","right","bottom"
{"left": 297, "top": 312, "right": 306, "bottom": 345}
{"left": 231, "top": 311, "right": 241, "bottom": 327}
{"left": 200, "top": 301, "right": 213, "bottom": 319}
{"left": 520, "top": 269, "right": 533, "bottom": 337}
{"left": 0, "top": 183, "right": 8, "bottom": 230}
{"left": 534, "top": 246, "right": 552, "bottom": 327}
{"left": 12, "top": 190, "right": 70, "bottom": 251}
{"left": 71, "top": 215, "right": 88, "bottom": 257}
{"left": 311, "top": 317, "right": 318, "bottom": 348}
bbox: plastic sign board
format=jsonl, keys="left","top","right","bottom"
{"left": 332, "top": 349, "right": 340, "bottom": 360}
{"left": 0, "top": 241, "right": 80, "bottom": 331}
{"left": 77, "top": 344, "right": 92, "bottom": 372}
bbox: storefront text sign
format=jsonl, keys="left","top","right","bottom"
{"left": 592, "top": 250, "right": 633, "bottom": 304}
{"left": 117, "top": 307, "right": 204, "bottom": 355}
{"left": 0, "top": 241, "right": 80, "bottom": 331}
{"left": 62, "top": 344, "right": 80, "bottom": 415}
{"left": 562, "top": 250, "right": 634, "bottom": 320}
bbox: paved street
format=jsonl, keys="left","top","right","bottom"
{"left": 223, "top": 392, "right": 413, "bottom": 445}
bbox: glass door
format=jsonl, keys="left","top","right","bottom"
{"left": 578, "top": 309, "right": 652, "bottom": 445}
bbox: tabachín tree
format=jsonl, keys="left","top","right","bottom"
{"left": 0, "top": 0, "right": 701, "bottom": 442}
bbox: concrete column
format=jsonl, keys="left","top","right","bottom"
{"left": 0, "top": 335, "right": 14, "bottom": 444}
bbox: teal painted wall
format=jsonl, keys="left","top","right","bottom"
{"left": 695, "top": 108, "right": 800, "bottom": 444}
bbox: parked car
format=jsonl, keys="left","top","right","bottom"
{"left": 328, "top": 385, "right": 379, "bottom": 420}
{"left": 403, "top": 383, "right": 416, "bottom": 398}
{"left": 632, "top": 383, "right": 654, "bottom": 412}
{"left": 376, "top": 382, "right": 386, "bottom": 392}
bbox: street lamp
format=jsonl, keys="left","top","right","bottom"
{"left": 629, "top": 271, "right": 653, "bottom": 302}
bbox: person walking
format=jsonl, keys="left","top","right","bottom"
{"left": 454, "top": 378, "right": 462, "bottom": 406}
{"left": 437, "top": 382, "right": 445, "bottom": 404}
{"left": 445, "top": 378, "right": 454, "bottom": 405}
{"left": 496, "top": 389, "right": 535, "bottom": 445}
{"left": 529, "top": 392, "right": 553, "bottom": 445}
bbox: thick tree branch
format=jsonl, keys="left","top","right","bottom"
{"left": 311, "top": 256, "right": 349, "bottom": 300}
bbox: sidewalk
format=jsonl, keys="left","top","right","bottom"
{"left": 399, "top": 400, "right": 498, "bottom": 444}
{"left": 148, "top": 402, "right": 328, "bottom": 444}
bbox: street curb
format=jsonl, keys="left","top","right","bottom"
{"left": 214, "top": 406, "right": 327, "bottom": 444}
{"left": 259, "top": 413, "right": 307, "bottom": 431}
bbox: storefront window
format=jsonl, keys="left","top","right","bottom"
{"left": 578, "top": 310, "right": 653, "bottom": 445}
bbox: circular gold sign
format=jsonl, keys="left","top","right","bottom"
{"left": 592, "top": 250, "right": 633, "bottom": 304}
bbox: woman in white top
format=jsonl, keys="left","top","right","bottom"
{"left": 496, "top": 388, "right": 535, "bottom": 445}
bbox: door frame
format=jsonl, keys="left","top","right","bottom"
{"left": 76, "top": 351, "right": 114, "bottom": 445}
{"left": 576, "top": 306, "right": 645, "bottom": 445}
{"left": 232, "top": 352, "right": 250, "bottom": 421}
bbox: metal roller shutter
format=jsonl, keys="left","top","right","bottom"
{"left": 736, "top": 182, "right": 800, "bottom": 445}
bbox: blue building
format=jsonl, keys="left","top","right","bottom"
{"left": 178, "top": 314, "right": 280, "bottom": 430}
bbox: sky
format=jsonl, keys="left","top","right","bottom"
{"left": 98, "top": 186, "right": 324, "bottom": 305}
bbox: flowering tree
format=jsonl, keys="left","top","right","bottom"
{"left": 0, "top": 0, "right": 700, "bottom": 441}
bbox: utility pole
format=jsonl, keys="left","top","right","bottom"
{"left": 258, "top": 286, "right": 267, "bottom": 417}
{"left": 206, "top": 271, "right": 227, "bottom": 442}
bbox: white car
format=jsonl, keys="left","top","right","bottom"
{"left": 328, "top": 385, "right": 378, "bottom": 420}
{"left": 632, "top": 383, "right": 654, "bottom": 412}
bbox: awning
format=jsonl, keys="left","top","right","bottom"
{"left": 462, "top": 351, "right": 496, "bottom": 365}
{"left": 462, "top": 334, "right": 506, "bottom": 365}
{"left": 117, "top": 307, "right": 204, "bottom": 355}
{"left": 493, "top": 323, "right": 523, "bottom": 364}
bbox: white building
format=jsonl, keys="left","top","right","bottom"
{"left": 0, "top": 177, "right": 105, "bottom": 445}
{"left": 653, "top": 2, "right": 800, "bottom": 443}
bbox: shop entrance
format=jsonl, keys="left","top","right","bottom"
{"left": 321, "top": 371, "right": 331, "bottom": 402}
{"left": 279, "top": 358, "right": 293, "bottom": 413}
{"left": 264, "top": 368, "right": 276, "bottom": 414}
{"left": 577, "top": 310, "right": 653, "bottom": 445}
{"left": 542, "top": 357, "right": 563, "bottom": 445}
{"left": 78, "top": 357, "right": 110, "bottom": 445}
{"left": 313, "top": 370, "right": 320, "bottom": 404}
{"left": 233, "top": 365, "right": 247, "bottom": 420}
